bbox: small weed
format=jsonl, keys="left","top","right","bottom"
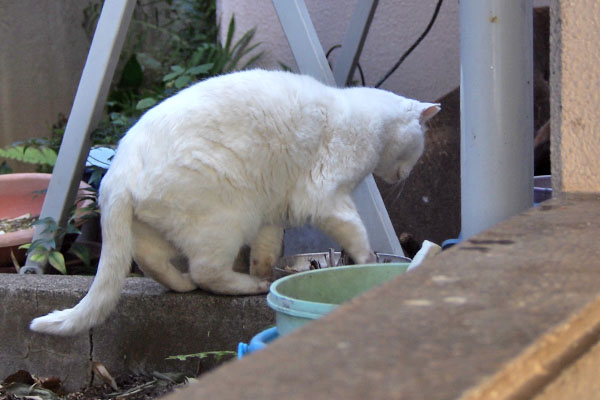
{"left": 167, "top": 350, "right": 236, "bottom": 362}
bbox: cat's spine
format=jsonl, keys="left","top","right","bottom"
{"left": 29, "top": 182, "right": 134, "bottom": 336}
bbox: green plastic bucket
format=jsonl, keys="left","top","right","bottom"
{"left": 267, "top": 263, "right": 409, "bottom": 336}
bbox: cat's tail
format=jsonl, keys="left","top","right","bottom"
{"left": 30, "top": 183, "right": 134, "bottom": 336}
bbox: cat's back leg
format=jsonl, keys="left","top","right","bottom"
{"left": 180, "top": 220, "right": 271, "bottom": 295}
{"left": 187, "top": 249, "right": 271, "bottom": 295}
{"left": 132, "top": 218, "right": 197, "bottom": 292}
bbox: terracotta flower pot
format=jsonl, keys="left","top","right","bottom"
{"left": 0, "top": 173, "right": 92, "bottom": 270}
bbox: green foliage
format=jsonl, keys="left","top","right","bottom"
{"left": 167, "top": 350, "right": 236, "bottom": 362}
{"left": 88, "top": 1, "right": 263, "bottom": 151}
{"left": 136, "top": 96, "right": 158, "bottom": 110}
{"left": 20, "top": 217, "right": 76, "bottom": 275}
{"left": 0, "top": 144, "right": 57, "bottom": 171}
{"left": 19, "top": 189, "right": 100, "bottom": 275}
{"left": 0, "top": 161, "right": 12, "bottom": 174}
{"left": 0, "top": 115, "right": 66, "bottom": 172}
{"left": 136, "top": 14, "right": 263, "bottom": 111}
{"left": 119, "top": 53, "right": 145, "bottom": 89}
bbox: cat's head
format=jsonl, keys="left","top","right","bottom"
{"left": 374, "top": 102, "right": 440, "bottom": 184}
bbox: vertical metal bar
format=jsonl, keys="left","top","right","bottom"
{"left": 352, "top": 175, "right": 404, "bottom": 256}
{"left": 332, "top": 0, "right": 379, "bottom": 86}
{"left": 272, "top": 0, "right": 403, "bottom": 256}
{"left": 460, "top": 0, "right": 534, "bottom": 239}
{"left": 272, "top": 0, "right": 335, "bottom": 86}
{"left": 22, "top": 0, "right": 136, "bottom": 273}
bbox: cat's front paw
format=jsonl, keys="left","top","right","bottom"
{"left": 352, "top": 251, "right": 377, "bottom": 265}
{"left": 366, "top": 252, "right": 377, "bottom": 264}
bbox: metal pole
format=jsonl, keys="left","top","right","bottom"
{"left": 460, "top": 0, "right": 534, "bottom": 239}
{"left": 332, "top": 0, "right": 379, "bottom": 86}
{"left": 21, "top": 0, "right": 136, "bottom": 273}
{"left": 272, "top": 0, "right": 403, "bottom": 256}
{"left": 273, "top": 0, "right": 335, "bottom": 86}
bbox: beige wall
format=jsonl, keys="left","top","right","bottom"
{"left": 0, "top": 0, "right": 171, "bottom": 160}
{"left": 551, "top": 0, "right": 600, "bottom": 193}
{"left": 217, "top": 0, "right": 459, "bottom": 102}
{"left": 217, "top": 0, "right": 550, "bottom": 102}
{"left": 0, "top": 1, "right": 90, "bottom": 154}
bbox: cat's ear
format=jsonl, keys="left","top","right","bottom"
{"left": 419, "top": 103, "right": 441, "bottom": 124}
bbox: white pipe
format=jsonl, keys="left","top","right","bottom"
{"left": 460, "top": 0, "right": 534, "bottom": 239}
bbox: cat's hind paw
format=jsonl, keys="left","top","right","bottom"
{"left": 257, "top": 279, "right": 272, "bottom": 293}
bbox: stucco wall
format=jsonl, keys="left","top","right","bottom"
{"left": 217, "top": 0, "right": 550, "bottom": 102}
{"left": 217, "top": 0, "right": 459, "bottom": 102}
{"left": 0, "top": 1, "right": 90, "bottom": 153}
{"left": 551, "top": 0, "right": 600, "bottom": 193}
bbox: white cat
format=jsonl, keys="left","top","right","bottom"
{"left": 30, "top": 69, "right": 439, "bottom": 336}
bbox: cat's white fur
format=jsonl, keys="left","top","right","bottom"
{"left": 30, "top": 69, "right": 439, "bottom": 336}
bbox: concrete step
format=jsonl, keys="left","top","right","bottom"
{"left": 0, "top": 275, "right": 273, "bottom": 391}
{"left": 162, "top": 194, "right": 600, "bottom": 400}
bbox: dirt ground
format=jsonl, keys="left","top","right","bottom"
{"left": 0, "top": 372, "right": 180, "bottom": 400}
{"left": 0, "top": 355, "right": 235, "bottom": 400}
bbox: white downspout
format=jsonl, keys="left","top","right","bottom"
{"left": 460, "top": 0, "right": 534, "bottom": 239}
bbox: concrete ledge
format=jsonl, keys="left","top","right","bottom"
{"left": 0, "top": 275, "right": 273, "bottom": 391}
{"left": 164, "top": 194, "right": 600, "bottom": 400}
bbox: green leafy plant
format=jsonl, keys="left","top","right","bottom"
{"left": 85, "top": 1, "right": 263, "bottom": 162}
{"left": 0, "top": 144, "right": 57, "bottom": 171}
{"left": 19, "top": 218, "right": 80, "bottom": 274}
{"left": 0, "top": 161, "right": 12, "bottom": 174}
{"left": 0, "top": 114, "right": 66, "bottom": 172}
{"left": 137, "top": 14, "right": 263, "bottom": 110}
{"left": 167, "top": 350, "right": 236, "bottom": 362}
{"left": 19, "top": 189, "right": 100, "bottom": 274}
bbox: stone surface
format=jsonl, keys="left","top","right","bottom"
{"left": 165, "top": 194, "right": 600, "bottom": 400}
{"left": 0, "top": 275, "right": 273, "bottom": 391}
{"left": 0, "top": 276, "right": 92, "bottom": 390}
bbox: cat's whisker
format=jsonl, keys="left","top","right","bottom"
{"left": 393, "top": 179, "right": 407, "bottom": 203}
{"left": 382, "top": 179, "right": 406, "bottom": 205}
